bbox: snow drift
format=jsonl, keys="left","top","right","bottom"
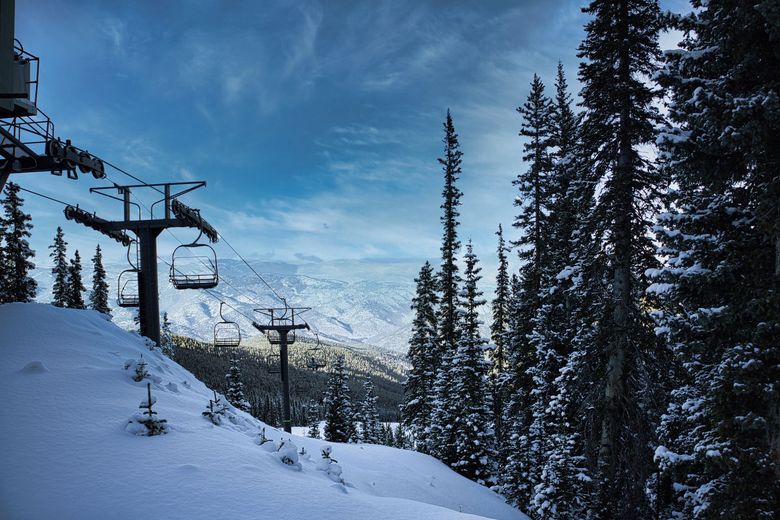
{"left": 0, "top": 303, "right": 525, "bottom": 520}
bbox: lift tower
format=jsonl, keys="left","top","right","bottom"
{"left": 253, "top": 307, "right": 310, "bottom": 433}
{"left": 84, "top": 182, "right": 219, "bottom": 345}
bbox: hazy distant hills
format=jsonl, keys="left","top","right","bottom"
{"left": 33, "top": 258, "right": 422, "bottom": 353}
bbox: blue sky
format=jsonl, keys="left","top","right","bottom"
{"left": 13, "top": 0, "right": 688, "bottom": 277}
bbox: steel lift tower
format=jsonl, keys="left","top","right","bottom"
{"left": 253, "top": 307, "right": 310, "bottom": 433}
{"left": 72, "top": 182, "right": 219, "bottom": 345}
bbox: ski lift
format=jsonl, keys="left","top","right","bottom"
{"left": 266, "top": 309, "right": 297, "bottom": 345}
{"left": 306, "top": 333, "right": 326, "bottom": 371}
{"left": 117, "top": 241, "right": 140, "bottom": 308}
{"left": 267, "top": 352, "right": 281, "bottom": 374}
{"left": 169, "top": 229, "right": 218, "bottom": 290}
{"left": 213, "top": 302, "right": 241, "bottom": 348}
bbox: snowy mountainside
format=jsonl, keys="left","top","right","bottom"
{"left": 0, "top": 303, "right": 525, "bottom": 520}
{"left": 32, "top": 258, "right": 496, "bottom": 353}
{"left": 34, "top": 258, "right": 420, "bottom": 352}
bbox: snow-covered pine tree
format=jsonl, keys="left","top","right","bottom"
{"left": 526, "top": 63, "right": 598, "bottom": 518}
{"left": 159, "top": 312, "right": 175, "bottom": 359}
{"left": 89, "top": 244, "right": 110, "bottom": 315}
{"left": 49, "top": 226, "right": 68, "bottom": 307}
{"left": 489, "top": 224, "right": 510, "bottom": 449}
{"left": 357, "top": 378, "right": 381, "bottom": 444}
{"left": 0, "top": 183, "right": 37, "bottom": 303}
{"left": 502, "top": 73, "right": 555, "bottom": 507}
{"left": 306, "top": 400, "right": 320, "bottom": 439}
{"left": 651, "top": 2, "right": 780, "bottom": 518}
{"left": 576, "top": 0, "right": 664, "bottom": 514}
{"left": 323, "top": 355, "right": 356, "bottom": 443}
{"left": 429, "top": 109, "right": 464, "bottom": 464}
{"left": 127, "top": 382, "right": 168, "bottom": 436}
{"left": 66, "top": 250, "right": 86, "bottom": 309}
{"left": 225, "top": 352, "right": 251, "bottom": 413}
{"left": 530, "top": 348, "right": 593, "bottom": 519}
{"left": 450, "top": 241, "right": 495, "bottom": 486}
{"left": 402, "top": 261, "right": 438, "bottom": 452}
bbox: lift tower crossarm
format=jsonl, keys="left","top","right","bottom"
{"left": 63, "top": 205, "right": 132, "bottom": 246}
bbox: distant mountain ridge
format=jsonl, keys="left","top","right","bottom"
{"left": 33, "top": 258, "right": 422, "bottom": 353}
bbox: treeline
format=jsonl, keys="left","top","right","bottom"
{"left": 0, "top": 189, "right": 111, "bottom": 314}
{"left": 403, "top": 1, "right": 779, "bottom": 519}
{"left": 172, "top": 334, "right": 406, "bottom": 426}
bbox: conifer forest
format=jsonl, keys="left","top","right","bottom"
{"left": 1, "top": 1, "right": 778, "bottom": 519}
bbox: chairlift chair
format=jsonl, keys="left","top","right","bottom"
{"left": 266, "top": 352, "right": 281, "bottom": 374}
{"left": 213, "top": 302, "right": 241, "bottom": 348}
{"left": 169, "top": 236, "right": 218, "bottom": 290}
{"left": 117, "top": 241, "right": 140, "bottom": 308}
{"left": 266, "top": 315, "right": 297, "bottom": 345}
{"left": 117, "top": 269, "right": 140, "bottom": 307}
{"left": 306, "top": 333, "right": 326, "bottom": 370}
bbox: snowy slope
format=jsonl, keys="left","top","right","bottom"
{"left": 0, "top": 303, "right": 525, "bottom": 520}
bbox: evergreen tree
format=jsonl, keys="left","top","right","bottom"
{"left": 89, "top": 244, "right": 110, "bottom": 315}
{"left": 429, "top": 109, "right": 464, "bottom": 463}
{"left": 160, "top": 312, "right": 174, "bottom": 359}
{"left": 49, "top": 226, "right": 68, "bottom": 307}
{"left": 450, "top": 242, "right": 495, "bottom": 486}
{"left": 357, "top": 378, "right": 381, "bottom": 444}
{"left": 530, "top": 349, "right": 593, "bottom": 519}
{"left": 324, "top": 355, "right": 356, "bottom": 443}
{"left": 306, "top": 400, "right": 321, "bottom": 439}
{"left": 502, "top": 73, "right": 556, "bottom": 507}
{"left": 225, "top": 352, "right": 251, "bottom": 413}
{"left": 0, "top": 183, "right": 37, "bottom": 303}
{"left": 575, "top": 0, "right": 665, "bottom": 515}
{"left": 66, "top": 250, "right": 86, "bottom": 309}
{"left": 436, "top": 109, "right": 464, "bottom": 357}
{"left": 651, "top": 2, "right": 780, "bottom": 518}
{"left": 490, "top": 224, "right": 510, "bottom": 448}
{"left": 402, "top": 261, "right": 438, "bottom": 452}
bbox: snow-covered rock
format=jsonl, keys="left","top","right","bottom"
{"left": 0, "top": 303, "right": 525, "bottom": 520}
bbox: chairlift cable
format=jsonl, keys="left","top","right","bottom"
{"left": 16, "top": 186, "right": 71, "bottom": 206}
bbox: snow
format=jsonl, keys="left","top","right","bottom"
{"left": 0, "top": 303, "right": 525, "bottom": 520}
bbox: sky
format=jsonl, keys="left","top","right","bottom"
{"left": 11, "top": 0, "right": 690, "bottom": 280}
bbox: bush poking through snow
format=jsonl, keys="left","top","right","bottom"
{"left": 275, "top": 439, "right": 302, "bottom": 470}
{"left": 256, "top": 427, "right": 274, "bottom": 449}
{"left": 316, "top": 446, "right": 345, "bottom": 483}
{"left": 125, "top": 355, "right": 149, "bottom": 382}
{"left": 126, "top": 383, "right": 169, "bottom": 436}
{"left": 202, "top": 390, "right": 229, "bottom": 425}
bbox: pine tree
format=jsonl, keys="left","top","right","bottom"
{"left": 89, "top": 244, "right": 110, "bottom": 315}
{"left": 357, "top": 378, "right": 381, "bottom": 444}
{"left": 429, "top": 109, "right": 464, "bottom": 463}
{"left": 651, "top": 2, "right": 780, "bottom": 518}
{"left": 502, "top": 73, "right": 556, "bottom": 507}
{"left": 306, "top": 400, "right": 321, "bottom": 439}
{"left": 402, "top": 261, "right": 438, "bottom": 452}
{"left": 576, "top": 0, "right": 665, "bottom": 515}
{"left": 530, "top": 349, "right": 593, "bottom": 519}
{"left": 49, "top": 226, "right": 68, "bottom": 307}
{"left": 490, "top": 224, "right": 510, "bottom": 450}
{"left": 225, "top": 352, "right": 251, "bottom": 413}
{"left": 0, "top": 183, "right": 37, "bottom": 303}
{"left": 324, "top": 355, "right": 356, "bottom": 443}
{"left": 160, "top": 312, "right": 174, "bottom": 359}
{"left": 66, "top": 250, "right": 86, "bottom": 309}
{"left": 450, "top": 242, "right": 495, "bottom": 486}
